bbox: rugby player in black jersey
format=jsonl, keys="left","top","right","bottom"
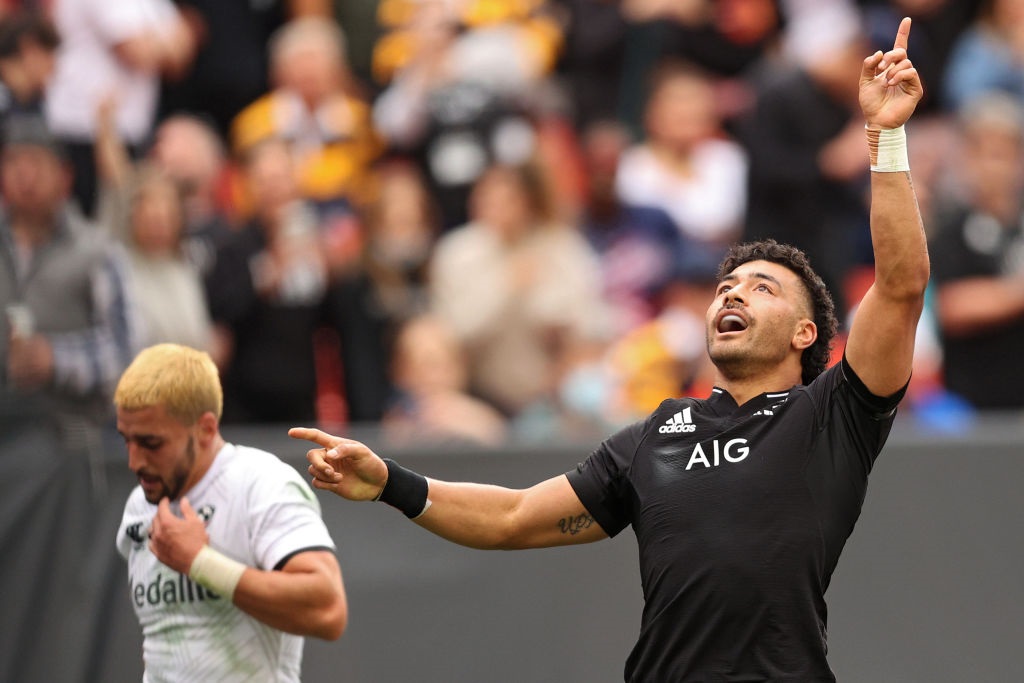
{"left": 291, "top": 17, "right": 928, "bottom": 682}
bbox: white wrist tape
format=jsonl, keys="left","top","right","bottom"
{"left": 188, "top": 545, "right": 246, "bottom": 601}
{"left": 866, "top": 125, "right": 909, "bottom": 172}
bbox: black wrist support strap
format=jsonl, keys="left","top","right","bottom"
{"left": 376, "top": 458, "right": 430, "bottom": 518}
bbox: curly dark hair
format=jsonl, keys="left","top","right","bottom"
{"left": 717, "top": 239, "right": 839, "bottom": 385}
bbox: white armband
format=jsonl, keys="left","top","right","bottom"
{"left": 188, "top": 545, "right": 247, "bottom": 601}
{"left": 866, "top": 125, "right": 910, "bottom": 172}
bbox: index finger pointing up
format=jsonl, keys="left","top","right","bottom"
{"left": 893, "top": 16, "right": 911, "bottom": 51}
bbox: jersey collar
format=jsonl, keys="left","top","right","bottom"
{"left": 708, "top": 386, "right": 793, "bottom": 416}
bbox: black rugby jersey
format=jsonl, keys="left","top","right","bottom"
{"left": 566, "top": 356, "right": 906, "bottom": 682}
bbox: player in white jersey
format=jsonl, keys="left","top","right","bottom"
{"left": 114, "top": 343, "right": 347, "bottom": 682}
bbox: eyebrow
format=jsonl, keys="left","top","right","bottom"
{"left": 719, "top": 271, "right": 785, "bottom": 289}
{"left": 118, "top": 431, "right": 161, "bottom": 441}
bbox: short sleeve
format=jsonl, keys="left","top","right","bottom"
{"left": 248, "top": 461, "right": 336, "bottom": 571}
{"left": 839, "top": 355, "right": 907, "bottom": 418}
{"left": 802, "top": 358, "right": 906, "bottom": 478}
{"left": 565, "top": 418, "right": 649, "bottom": 537}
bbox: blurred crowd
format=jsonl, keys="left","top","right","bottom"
{"left": 2, "top": 0, "right": 1022, "bottom": 450}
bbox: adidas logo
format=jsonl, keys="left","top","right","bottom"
{"left": 659, "top": 407, "right": 696, "bottom": 434}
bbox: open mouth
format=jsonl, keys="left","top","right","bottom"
{"left": 716, "top": 313, "right": 748, "bottom": 334}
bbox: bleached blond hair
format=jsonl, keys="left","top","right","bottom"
{"left": 114, "top": 344, "right": 223, "bottom": 424}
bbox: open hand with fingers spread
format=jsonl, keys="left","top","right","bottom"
{"left": 860, "top": 17, "right": 924, "bottom": 130}
{"left": 288, "top": 427, "right": 389, "bottom": 501}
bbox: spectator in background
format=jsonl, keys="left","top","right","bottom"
{"left": 230, "top": 16, "right": 382, "bottom": 212}
{"left": 206, "top": 137, "right": 329, "bottom": 424}
{"left": 0, "top": 114, "right": 138, "bottom": 469}
{"left": 44, "top": 0, "right": 196, "bottom": 218}
{"left": 383, "top": 314, "right": 507, "bottom": 446}
{"left": 206, "top": 135, "right": 388, "bottom": 425}
{"left": 778, "top": 0, "right": 865, "bottom": 68}
{"left": 371, "top": 0, "right": 565, "bottom": 227}
{"left": 429, "top": 162, "right": 609, "bottom": 423}
{"left": 297, "top": 160, "right": 444, "bottom": 428}
{"left": 359, "top": 160, "right": 439, "bottom": 329}
{"left": 578, "top": 119, "right": 684, "bottom": 335}
{"left": 147, "top": 113, "right": 234, "bottom": 281}
{"left": 734, "top": 20, "right": 873, "bottom": 311}
{"left": 95, "top": 99, "right": 213, "bottom": 354}
{"left": 614, "top": 0, "right": 780, "bottom": 134}
{"left": 0, "top": 10, "right": 59, "bottom": 127}
{"left": 371, "top": 0, "right": 562, "bottom": 87}
{"left": 160, "top": 0, "right": 331, "bottom": 138}
{"left": 928, "top": 92, "right": 1024, "bottom": 410}
{"left": 941, "top": 0, "right": 1024, "bottom": 112}
{"left": 615, "top": 60, "right": 747, "bottom": 277}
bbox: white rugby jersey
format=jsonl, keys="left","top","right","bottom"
{"left": 116, "top": 443, "right": 336, "bottom": 683}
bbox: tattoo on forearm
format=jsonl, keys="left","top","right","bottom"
{"left": 557, "top": 514, "right": 595, "bottom": 536}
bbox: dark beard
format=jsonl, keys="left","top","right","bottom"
{"left": 165, "top": 436, "right": 196, "bottom": 501}
{"left": 708, "top": 346, "right": 755, "bottom": 381}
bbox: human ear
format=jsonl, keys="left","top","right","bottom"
{"left": 196, "top": 412, "right": 218, "bottom": 445}
{"left": 793, "top": 319, "right": 817, "bottom": 351}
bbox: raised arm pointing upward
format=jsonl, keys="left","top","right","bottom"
{"left": 846, "top": 16, "right": 930, "bottom": 398}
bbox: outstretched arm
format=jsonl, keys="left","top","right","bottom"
{"left": 845, "top": 17, "right": 930, "bottom": 397}
{"left": 289, "top": 428, "right": 608, "bottom": 550}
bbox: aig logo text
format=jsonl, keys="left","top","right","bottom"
{"left": 686, "top": 438, "right": 750, "bottom": 470}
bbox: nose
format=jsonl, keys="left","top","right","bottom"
{"left": 723, "top": 286, "right": 745, "bottom": 306}
{"left": 126, "top": 443, "right": 146, "bottom": 473}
